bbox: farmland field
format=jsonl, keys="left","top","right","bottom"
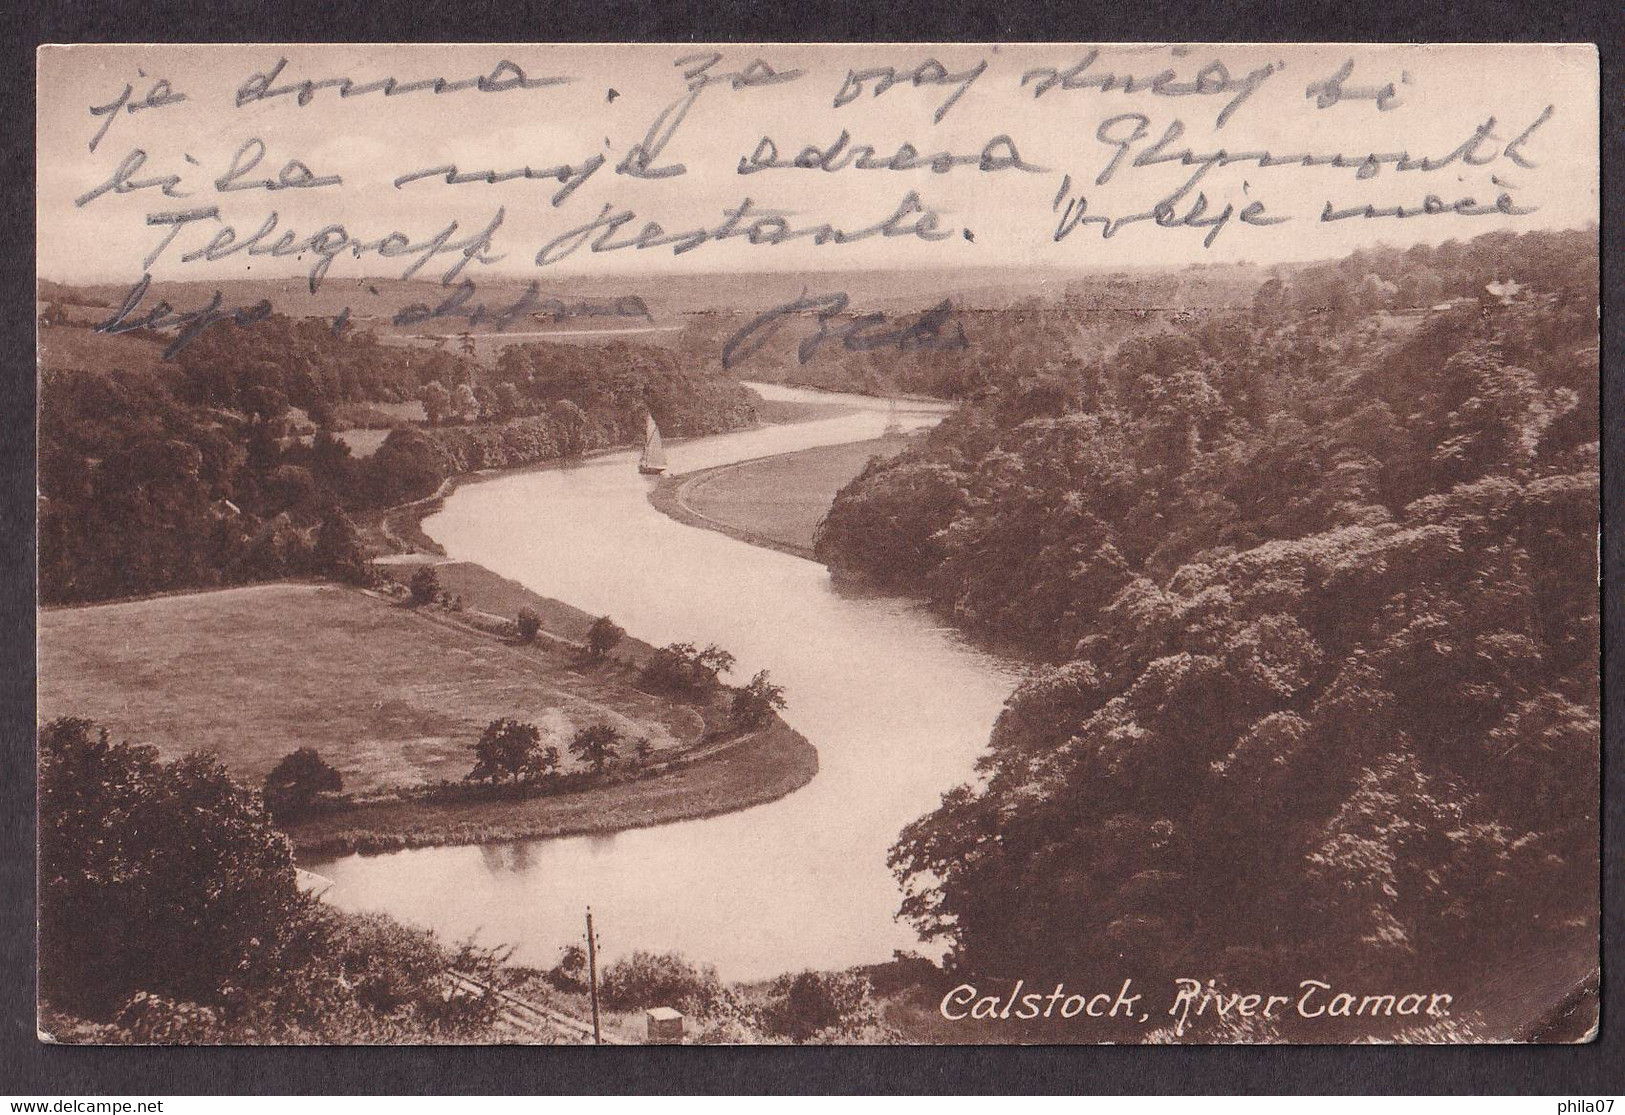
{"left": 38, "top": 583, "right": 702, "bottom": 794}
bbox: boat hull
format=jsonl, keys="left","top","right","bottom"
{"left": 638, "top": 465, "right": 668, "bottom": 475}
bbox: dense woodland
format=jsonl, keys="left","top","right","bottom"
{"left": 39, "top": 319, "right": 760, "bottom": 603}
{"left": 38, "top": 717, "right": 512, "bottom": 1042}
{"left": 816, "top": 228, "right": 1599, "bottom": 1007}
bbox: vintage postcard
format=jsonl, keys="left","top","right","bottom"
{"left": 35, "top": 42, "right": 1599, "bottom": 1045}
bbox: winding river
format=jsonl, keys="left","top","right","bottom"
{"left": 313, "top": 385, "right": 1023, "bottom": 980}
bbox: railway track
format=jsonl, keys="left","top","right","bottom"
{"left": 448, "top": 971, "right": 628, "bottom": 1045}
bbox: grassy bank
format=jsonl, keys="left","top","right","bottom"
{"left": 288, "top": 717, "right": 816, "bottom": 856}
{"left": 649, "top": 435, "right": 910, "bottom": 560}
{"left": 40, "top": 581, "right": 817, "bottom": 852}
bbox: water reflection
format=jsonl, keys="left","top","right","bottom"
{"left": 479, "top": 842, "right": 535, "bottom": 874}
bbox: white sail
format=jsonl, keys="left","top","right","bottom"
{"left": 883, "top": 398, "right": 903, "bottom": 435}
{"left": 639, "top": 415, "right": 668, "bottom": 473}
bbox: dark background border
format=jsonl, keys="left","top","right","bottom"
{"left": 3, "top": 0, "right": 1620, "bottom": 1095}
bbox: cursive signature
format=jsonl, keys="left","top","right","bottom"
{"left": 393, "top": 279, "right": 652, "bottom": 330}
{"left": 721, "top": 290, "right": 968, "bottom": 369}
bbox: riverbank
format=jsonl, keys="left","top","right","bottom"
{"left": 40, "top": 577, "right": 818, "bottom": 857}
{"left": 648, "top": 435, "right": 912, "bottom": 560}
{"left": 289, "top": 717, "right": 816, "bottom": 857}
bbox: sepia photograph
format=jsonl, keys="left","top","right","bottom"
{"left": 31, "top": 40, "right": 1601, "bottom": 1048}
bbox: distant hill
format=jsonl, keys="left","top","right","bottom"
{"left": 41, "top": 261, "right": 1268, "bottom": 330}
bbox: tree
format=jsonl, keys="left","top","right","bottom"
{"left": 495, "top": 381, "right": 526, "bottom": 419}
{"left": 586, "top": 615, "right": 625, "bottom": 659}
{"left": 408, "top": 565, "right": 441, "bottom": 606}
{"left": 244, "top": 384, "right": 290, "bottom": 425}
{"left": 453, "top": 383, "right": 480, "bottom": 423}
{"left": 821, "top": 228, "right": 1605, "bottom": 1002}
{"left": 306, "top": 397, "right": 336, "bottom": 430}
{"left": 731, "top": 670, "right": 788, "bottom": 729}
{"left": 38, "top": 718, "right": 311, "bottom": 1016}
{"left": 761, "top": 970, "right": 883, "bottom": 1043}
{"left": 474, "top": 384, "right": 499, "bottom": 422}
{"left": 550, "top": 398, "right": 588, "bottom": 456}
{"left": 262, "top": 747, "right": 344, "bottom": 821}
{"left": 692, "top": 646, "right": 737, "bottom": 689}
{"left": 634, "top": 737, "right": 655, "bottom": 766}
{"left": 420, "top": 381, "right": 450, "bottom": 427}
{"left": 467, "top": 718, "right": 543, "bottom": 784}
{"left": 38, "top": 719, "right": 511, "bottom": 1041}
{"left": 516, "top": 606, "right": 541, "bottom": 643}
{"left": 568, "top": 722, "right": 620, "bottom": 776}
{"left": 309, "top": 428, "right": 353, "bottom": 493}
{"left": 548, "top": 944, "right": 588, "bottom": 991}
{"left": 314, "top": 509, "right": 367, "bottom": 584}
{"left": 640, "top": 642, "right": 735, "bottom": 694}
{"left": 368, "top": 427, "right": 451, "bottom": 507}
{"left": 523, "top": 744, "right": 562, "bottom": 782}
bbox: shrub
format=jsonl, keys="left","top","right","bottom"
{"left": 408, "top": 565, "right": 441, "bottom": 605}
{"left": 586, "top": 615, "right": 625, "bottom": 659}
{"left": 758, "top": 970, "right": 884, "bottom": 1043}
{"left": 516, "top": 606, "right": 541, "bottom": 642}
{"left": 639, "top": 641, "right": 735, "bottom": 695}
{"left": 262, "top": 747, "right": 344, "bottom": 821}
{"left": 114, "top": 992, "right": 223, "bottom": 1043}
{"left": 568, "top": 722, "right": 620, "bottom": 776}
{"left": 731, "top": 670, "right": 787, "bottom": 729}
{"left": 547, "top": 944, "right": 588, "bottom": 992}
{"left": 598, "top": 950, "right": 723, "bottom": 1014}
{"left": 313, "top": 510, "right": 368, "bottom": 584}
{"left": 246, "top": 908, "right": 506, "bottom": 1041}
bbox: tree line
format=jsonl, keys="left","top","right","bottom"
{"left": 39, "top": 316, "right": 761, "bottom": 603}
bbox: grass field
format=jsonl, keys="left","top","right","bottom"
{"left": 335, "top": 427, "right": 393, "bottom": 457}
{"left": 417, "top": 562, "right": 627, "bottom": 649}
{"left": 38, "top": 324, "right": 168, "bottom": 376}
{"left": 38, "top": 583, "right": 701, "bottom": 795}
{"left": 652, "top": 436, "right": 908, "bottom": 559}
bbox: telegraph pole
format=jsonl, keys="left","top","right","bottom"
{"left": 585, "top": 906, "right": 602, "bottom": 1045}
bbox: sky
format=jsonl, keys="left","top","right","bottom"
{"left": 36, "top": 42, "right": 1599, "bottom": 291}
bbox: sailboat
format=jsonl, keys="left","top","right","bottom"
{"left": 638, "top": 414, "right": 669, "bottom": 475}
{"left": 882, "top": 398, "right": 904, "bottom": 437}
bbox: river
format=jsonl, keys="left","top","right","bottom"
{"left": 311, "top": 384, "right": 1023, "bottom": 980}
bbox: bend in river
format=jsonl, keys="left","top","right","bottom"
{"left": 311, "top": 385, "right": 1021, "bottom": 980}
